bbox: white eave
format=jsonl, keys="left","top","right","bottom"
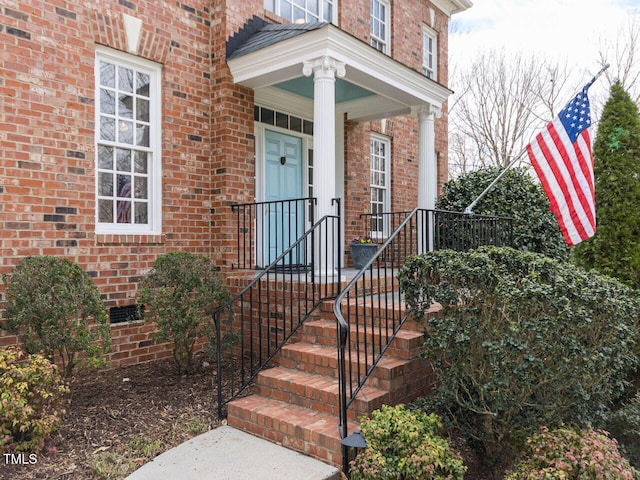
{"left": 431, "top": 0, "right": 473, "bottom": 17}
{"left": 227, "top": 23, "right": 452, "bottom": 122}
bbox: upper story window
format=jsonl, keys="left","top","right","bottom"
{"left": 370, "top": 0, "right": 390, "bottom": 54}
{"left": 95, "top": 46, "right": 162, "bottom": 234}
{"left": 265, "top": 0, "right": 336, "bottom": 23}
{"left": 423, "top": 26, "right": 437, "bottom": 80}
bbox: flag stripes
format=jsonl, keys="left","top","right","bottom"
{"left": 526, "top": 82, "right": 596, "bottom": 246}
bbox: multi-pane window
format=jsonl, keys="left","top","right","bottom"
{"left": 95, "top": 47, "right": 161, "bottom": 234}
{"left": 370, "top": 134, "right": 390, "bottom": 237}
{"left": 423, "top": 26, "right": 437, "bottom": 79}
{"left": 370, "top": 0, "right": 390, "bottom": 54}
{"left": 264, "top": 0, "right": 335, "bottom": 23}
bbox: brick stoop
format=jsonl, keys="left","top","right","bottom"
{"left": 226, "top": 298, "right": 433, "bottom": 469}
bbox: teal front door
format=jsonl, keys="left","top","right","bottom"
{"left": 264, "top": 129, "right": 304, "bottom": 266}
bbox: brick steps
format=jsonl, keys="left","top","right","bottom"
{"left": 226, "top": 297, "right": 434, "bottom": 470}
{"left": 227, "top": 395, "right": 357, "bottom": 467}
{"left": 256, "top": 366, "right": 390, "bottom": 420}
{"left": 299, "top": 319, "right": 424, "bottom": 359}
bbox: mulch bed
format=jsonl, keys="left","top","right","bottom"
{"left": 2, "top": 356, "right": 496, "bottom": 480}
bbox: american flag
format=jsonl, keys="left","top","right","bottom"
{"left": 526, "top": 79, "right": 596, "bottom": 246}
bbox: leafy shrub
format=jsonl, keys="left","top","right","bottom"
{"left": 436, "top": 167, "right": 570, "bottom": 261}
{"left": 505, "top": 426, "right": 637, "bottom": 479}
{"left": 350, "top": 404, "right": 467, "bottom": 480}
{"left": 0, "top": 347, "right": 69, "bottom": 452}
{"left": 606, "top": 393, "right": 640, "bottom": 468}
{"left": 138, "top": 251, "right": 231, "bottom": 374}
{"left": 2, "top": 256, "right": 111, "bottom": 378}
{"left": 399, "top": 246, "right": 640, "bottom": 462}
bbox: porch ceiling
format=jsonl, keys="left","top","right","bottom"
{"left": 227, "top": 22, "right": 452, "bottom": 122}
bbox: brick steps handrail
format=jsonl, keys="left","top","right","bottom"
{"left": 333, "top": 208, "right": 514, "bottom": 473}
{"left": 214, "top": 202, "right": 341, "bottom": 417}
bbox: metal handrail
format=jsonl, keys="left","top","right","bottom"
{"left": 231, "top": 197, "right": 316, "bottom": 269}
{"left": 215, "top": 200, "right": 341, "bottom": 417}
{"left": 334, "top": 208, "right": 513, "bottom": 473}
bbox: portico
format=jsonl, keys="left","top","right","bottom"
{"left": 227, "top": 20, "right": 451, "bottom": 271}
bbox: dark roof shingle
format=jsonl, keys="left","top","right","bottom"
{"left": 227, "top": 21, "right": 326, "bottom": 60}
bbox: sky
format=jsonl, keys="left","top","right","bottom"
{"left": 449, "top": 0, "right": 639, "bottom": 93}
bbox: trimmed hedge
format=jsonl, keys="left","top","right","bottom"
{"left": 399, "top": 246, "right": 640, "bottom": 462}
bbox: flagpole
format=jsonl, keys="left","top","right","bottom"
{"left": 463, "top": 63, "right": 610, "bottom": 215}
{"left": 463, "top": 149, "right": 527, "bottom": 214}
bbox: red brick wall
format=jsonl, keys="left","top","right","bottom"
{"left": 0, "top": 0, "right": 218, "bottom": 367}
{"left": 0, "top": 0, "right": 455, "bottom": 366}
{"left": 342, "top": 1, "right": 451, "bottom": 249}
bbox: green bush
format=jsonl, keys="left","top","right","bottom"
{"left": 436, "top": 167, "right": 570, "bottom": 261}
{"left": 398, "top": 246, "right": 640, "bottom": 463}
{"left": 505, "top": 426, "right": 637, "bottom": 479}
{"left": 2, "top": 256, "right": 111, "bottom": 378}
{"left": 606, "top": 393, "right": 640, "bottom": 468}
{"left": 0, "top": 347, "right": 69, "bottom": 452}
{"left": 573, "top": 82, "right": 640, "bottom": 289}
{"left": 350, "top": 404, "right": 467, "bottom": 480}
{"left": 138, "top": 251, "right": 231, "bottom": 374}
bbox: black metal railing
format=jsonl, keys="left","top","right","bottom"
{"left": 215, "top": 200, "right": 342, "bottom": 417}
{"left": 231, "top": 197, "right": 316, "bottom": 269}
{"left": 335, "top": 209, "right": 512, "bottom": 472}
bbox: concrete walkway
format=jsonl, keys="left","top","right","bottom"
{"left": 125, "top": 426, "right": 341, "bottom": 480}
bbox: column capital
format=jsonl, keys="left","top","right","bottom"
{"left": 303, "top": 56, "right": 346, "bottom": 79}
{"left": 411, "top": 104, "right": 442, "bottom": 119}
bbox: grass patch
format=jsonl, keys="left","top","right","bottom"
{"left": 90, "top": 452, "right": 136, "bottom": 480}
{"left": 128, "top": 436, "right": 164, "bottom": 459}
{"left": 181, "top": 417, "right": 209, "bottom": 436}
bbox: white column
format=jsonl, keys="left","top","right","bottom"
{"left": 415, "top": 105, "right": 439, "bottom": 210}
{"left": 303, "top": 56, "right": 345, "bottom": 276}
{"left": 413, "top": 105, "right": 440, "bottom": 252}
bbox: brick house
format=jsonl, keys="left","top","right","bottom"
{"left": 0, "top": 0, "right": 481, "bottom": 467}
{"left": 0, "top": 0, "right": 470, "bottom": 364}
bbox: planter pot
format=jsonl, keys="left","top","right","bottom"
{"left": 350, "top": 243, "right": 378, "bottom": 269}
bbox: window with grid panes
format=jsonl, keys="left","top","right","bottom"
{"left": 370, "top": 0, "right": 390, "bottom": 54}
{"left": 370, "top": 134, "right": 390, "bottom": 237}
{"left": 264, "top": 0, "right": 335, "bottom": 23}
{"left": 423, "top": 26, "right": 437, "bottom": 79}
{"left": 95, "top": 47, "right": 161, "bottom": 234}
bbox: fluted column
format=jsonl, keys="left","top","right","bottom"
{"left": 303, "top": 56, "right": 345, "bottom": 276}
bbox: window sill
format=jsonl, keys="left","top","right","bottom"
{"left": 96, "top": 233, "right": 165, "bottom": 245}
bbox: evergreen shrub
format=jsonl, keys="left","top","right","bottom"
{"left": 505, "top": 426, "right": 637, "bottom": 480}
{"left": 138, "top": 251, "right": 230, "bottom": 374}
{"left": 0, "top": 347, "right": 69, "bottom": 452}
{"left": 350, "top": 404, "right": 466, "bottom": 480}
{"left": 398, "top": 246, "right": 640, "bottom": 462}
{"left": 2, "top": 256, "right": 111, "bottom": 378}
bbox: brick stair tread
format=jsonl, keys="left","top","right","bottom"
{"left": 257, "top": 366, "right": 390, "bottom": 415}
{"left": 305, "top": 318, "right": 424, "bottom": 339}
{"left": 227, "top": 395, "right": 359, "bottom": 464}
{"left": 281, "top": 341, "right": 414, "bottom": 376}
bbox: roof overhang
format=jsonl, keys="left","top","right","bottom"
{"left": 431, "top": 0, "right": 473, "bottom": 17}
{"left": 227, "top": 23, "right": 452, "bottom": 122}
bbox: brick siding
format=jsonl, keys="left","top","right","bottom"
{"left": 0, "top": 0, "right": 452, "bottom": 367}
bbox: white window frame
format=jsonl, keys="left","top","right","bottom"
{"left": 370, "top": 133, "right": 391, "bottom": 238}
{"left": 264, "top": 0, "right": 337, "bottom": 24}
{"left": 95, "top": 46, "right": 162, "bottom": 235}
{"left": 422, "top": 25, "right": 437, "bottom": 80}
{"left": 370, "top": 0, "right": 391, "bottom": 55}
